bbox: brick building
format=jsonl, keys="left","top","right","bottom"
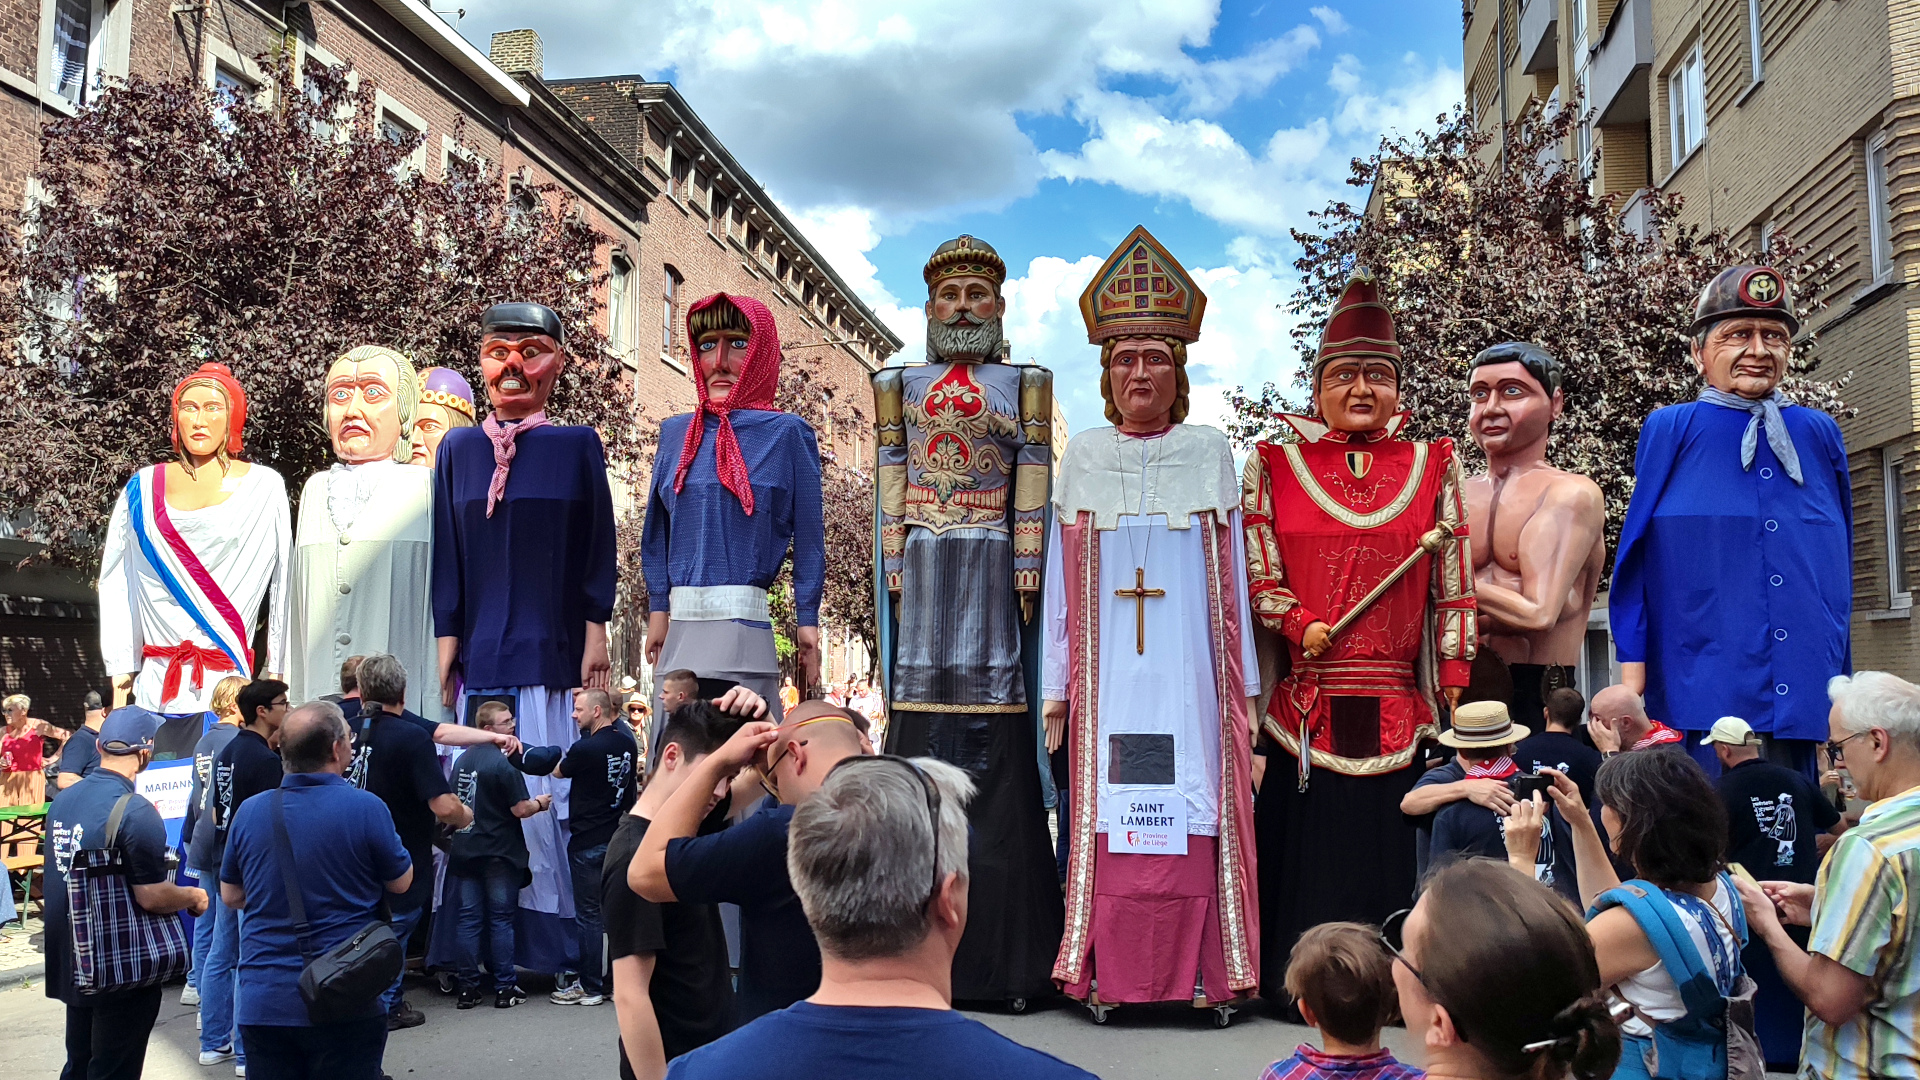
{"left": 0, "top": 2, "right": 900, "bottom": 722}
{"left": 1461, "top": 0, "right": 1920, "bottom": 685}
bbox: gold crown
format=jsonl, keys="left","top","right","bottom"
{"left": 923, "top": 234, "right": 1007, "bottom": 287}
{"left": 1079, "top": 226, "right": 1206, "bottom": 344}
{"left": 418, "top": 388, "right": 475, "bottom": 420}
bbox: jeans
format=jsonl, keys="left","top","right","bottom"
{"left": 198, "top": 882, "right": 243, "bottom": 1059}
{"left": 380, "top": 904, "right": 426, "bottom": 1013}
{"left": 61, "top": 986, "right": 162, "bottom": 1080}
{"left": 241, "top": 1018, "right": 388, "bottom": 1080}
{"left": 453, "top": 863, "right": 519, "bottom": 992}
{"left": 568, "top": 843, "right": 607, "bottom": 996}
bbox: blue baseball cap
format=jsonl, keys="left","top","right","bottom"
{"left": 515, "top": 745, "right": 563, "bottom": 776}
{"left": 99, "top": 705, "right": 163, "bottom": 755}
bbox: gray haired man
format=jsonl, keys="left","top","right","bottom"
{"left": 663, "top": 754, "right": 1097, "bottom": 1080}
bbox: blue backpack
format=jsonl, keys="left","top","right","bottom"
{"left": 1590, "top": 875, "right": 1764, "bottom": 1080}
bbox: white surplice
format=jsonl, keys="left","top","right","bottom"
{"left": 288, "top": 462, "right": 437, "bottom": 713}
{"left": 1041, "top": 425, "right": 1259, "bottom": 836}
{"left": 98, "top": 464, "right": 292, "bottom": 714}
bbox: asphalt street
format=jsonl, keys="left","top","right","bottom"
{"left": 1, "top": 976, "right": 1417, "bottom": 1079}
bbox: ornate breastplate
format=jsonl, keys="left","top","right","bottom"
{"left": 901, "top": 363, "right": 1023, "bottom": 532}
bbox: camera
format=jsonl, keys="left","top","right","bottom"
{"left": 1510, "top": 772, "right": 1552, "bottom": 802}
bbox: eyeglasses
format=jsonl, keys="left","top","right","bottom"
{"left": 1826, "top": 731, "right": 1869, "bottom": 762}
{"left": 755, "top": 714, "right": 861, "bottom": 801}
{"left": 829, "top": 754, "right": 944, "bottom": 903}
{"left": 1380, "top": 908, "right": 1469, "bottom": 1043}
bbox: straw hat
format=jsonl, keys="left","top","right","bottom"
{"left": 1438, "top": 700, "right": 1530, "bottom": 749}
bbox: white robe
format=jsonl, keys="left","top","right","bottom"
{"left": 98, "top": 464, "right": 291, "bottom": 714}
{"left": 1040, "top": 426, "right": 1259, "bottom": 837}
{"left": 288, "top": 462, "right": 437, "bottom": 713}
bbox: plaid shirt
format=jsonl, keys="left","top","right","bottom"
{"left": 1261, "top": 1044, "right": 1425, "bottom": 1080}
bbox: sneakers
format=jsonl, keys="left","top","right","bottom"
{"left": 236, "top": 1067, "right": 245, "bottom": 1078}
{"left": 386, "top": 998, "right": 426, "bottom": 1031}
{"left": 549, "top": 979, "right": 585, "bottom": 1005}
{"left": 456, "top": 987, "right": 484, "bottom": 1010}
{"left": 198, "top": 1047, "right": 234, "bottom": 1066}
{"left": 576, "top": 993, "right": 606, "bottom": 1006}
{"left": 495, "top": 985, "right": 528, "bottom": 1009}
{"left": 182, "top": 984, "right": 202, "bottom": 1007}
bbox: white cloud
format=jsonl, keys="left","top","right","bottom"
{"left": 1311, "top": 6, "right": 1352, "bottom": 35}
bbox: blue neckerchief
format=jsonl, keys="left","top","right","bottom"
{"left": 1697, "top": 386, "right": 1804, "bottom": 485}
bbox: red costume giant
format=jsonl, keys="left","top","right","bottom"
{"left": 1243, "top": 272, "right": 1475, "bottom": 996}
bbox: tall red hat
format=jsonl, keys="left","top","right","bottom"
{"left": 1314, "top": 268, "right": 1402, "bottom": 381}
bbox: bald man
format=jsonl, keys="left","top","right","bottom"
{"left": 630, "top": 700, "right": 867, "bottom": 1022}
{"left": 1588, "top": 684, "right": 1684, "bottom": 755}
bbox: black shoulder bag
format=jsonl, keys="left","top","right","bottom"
{"left": 269, "top": 788, "right": 403, "bottom": 1024}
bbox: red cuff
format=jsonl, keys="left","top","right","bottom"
{"left": 1439, "top": 659, "right": 1472, "bottom": 687}
{"left": 1280, "top": 604, "right": 1323, "bottom": 646}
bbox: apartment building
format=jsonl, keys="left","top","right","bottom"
{"left": 0, "top": 2, "right": 900, "bottom": 719}
{"left": 1462, "top": 0, "right": 1919, "bottom": 682}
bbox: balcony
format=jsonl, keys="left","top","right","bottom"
{"left": 1588, "top": 0, "right": 1651, "bottom": 126}
{"left": 1519, "top": 0, "right": 1558, "bottom": 74}
{"left": 1617, "top": 187, "right": 1657, "bottom": 240}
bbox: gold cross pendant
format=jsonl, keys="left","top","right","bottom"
{"left": 1114, "top": 566, "right": 1166, "bottom": 655}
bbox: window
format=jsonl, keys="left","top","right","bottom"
{"left": 609, "top": 255, "right": 633, "bottom": 360}
{"left": 746, "top": 224, "right": 762, "bottom": 259}
{"left": 50, "top": 0, "right": 94, "bottom": 106}
{"left": 776, "top": 253, "right": 790, "bottom": 281}
{"left": 669, "top": 153, "right": 689, "bottom": 201}
{"left": 1868, "top": 133, "right": 1894, "bottom": 283}
{"left": 211, "top": 65, "right": 252, "bottom": 132}
{"left": 1886, "top": 446, "right": 1910, "bottom": 607}
{"left": 661, "top": 264, "right": 682, "bottom": 357}
{"left": 1760, "top": 220, "right": 1777, "bottom": 258}
{"left": 1669, "top": 46, "right": 1706, "bottom": 165}
{"left": 1569, "top": 0, "right": 1586, "bottom": 47}
{"left": 710, "top": 191, "right": 729, "bottom": 236}
{"left": 1747, "top": 0, "right": 1764, "bottom": 85}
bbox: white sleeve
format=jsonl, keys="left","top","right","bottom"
{"left": 1041, "top": 514, "right": 1069, "bottom": 702}
{"left": 262, "top": 471, "right": 293, "bottom": 677}
{"left": 97, "top": 481, "right": 142, "bottom": 677}
{"left": 1229, "top": 508, "right": 1261, "bottom": 696}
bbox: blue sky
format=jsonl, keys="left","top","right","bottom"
{"left": 451, "top": 1, "right": 1463, "bottom": 432}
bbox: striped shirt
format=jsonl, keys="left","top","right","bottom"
{"left": 1802, "top": 783, "right": 1920, "bottom": 1080}
{"left": 1260, "top": 1045, "right": 1425, "bottom": 1080}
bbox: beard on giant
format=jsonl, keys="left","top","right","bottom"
{"left": 926, "top": 309, "right": 1005, "bottom": 363}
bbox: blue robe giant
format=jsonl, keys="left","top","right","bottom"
{"left": 1611, "top": 398, "right": 1852, "bottom": 742}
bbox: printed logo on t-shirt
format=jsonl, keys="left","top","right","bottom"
{"left": 51, "top": 820, "right": 83, "bottom": 875}
{"left": 348, "top": 744, "right": 372, "bottom": 790}
{"left": 214, "top": 761, "right": 237, "bottom": 829}
{"left": 454, "top": 767, "right": 479, "bottom": 833}
{"left": 1749, "top": 793, "right": 1799, "bottom": 867}
{"left": 607, "top": 751, "right": 633, "bottom": 808}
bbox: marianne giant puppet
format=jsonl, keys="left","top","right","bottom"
{"left": 872, "top": 235, "right": 1063, "bottom": 1006}
{"left": 286, "top": 346, "right": 437, "bottom": 713}
{"left": 433, "top": 302, "right": 616, "bottom": 968}
{"left": 1243, "top": 271, "right": 1477, "bottom": 996}
{"left": 1042, "top": 227, "right": 1261, "bottom": 1025}
{"left": 98, "top": 363, "right": 291, "bottom": 818}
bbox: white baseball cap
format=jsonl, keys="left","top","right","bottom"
{"left": 1702, "top": 716, "right": 1758, "bottom": 746}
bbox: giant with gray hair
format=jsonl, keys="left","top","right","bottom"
{"left": 787, "top": 756, "right": 975, "bottom": 961}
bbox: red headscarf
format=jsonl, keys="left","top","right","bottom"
{"left": 673, "top": 293, "right": 781, "bottom": 515}
{"left": 171, "top": 362, "right": 248, "bottom": 457}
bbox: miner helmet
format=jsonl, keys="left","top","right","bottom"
{"left": 1689, "top": 265, "right": 1799, "bottom": 336}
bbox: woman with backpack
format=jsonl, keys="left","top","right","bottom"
{"left": 1507, "top": 748, "right": 1762, "bottom": 1080}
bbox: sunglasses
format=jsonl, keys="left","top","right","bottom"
{"left": 755, "top": 714, "right": 861, "bottom": 801}
{"left": 1380, "top": 908, "right": 1469, "bottom": 1043}
{"left": 829, "top": 754, "right": 944, "bottom": 902}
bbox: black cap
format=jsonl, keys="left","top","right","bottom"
{"left": 514, "top": 745, "right": 563, "bottom": 775}
{"left": 1469, "top": 341, "right": 1564, "bottom": 398}
{"left": 481, "top": 302, "right": 565, "bottom": 344}
{"left": 1690, "top": 266, "right": 1798, "bottom": 336}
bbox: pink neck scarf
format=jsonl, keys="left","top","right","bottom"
{"left": 481, "top": 411, "right": 550, "bottom": 517}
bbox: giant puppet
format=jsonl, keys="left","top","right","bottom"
{"left": 642, "top": 292, "right": 823, "bottom": 742}
{"left": 1461, "top": 343, "right": 1605, "bottom": 727}
{"left": 433, "top": 302, "right": 616, "bottom": 970}
{"left": 873, "top": 234, "right": 1063, "bottom": 1005}
{"left": 100, "top": 363, "right": 291, "bottom": 750}
{"left": 1243, "top": 271, "right": 1476, "bottom": 993}
{"left": 410, "top": 366, "right": 477, "bottom": 469}
{"left": 1042, "top": 227, "right": 1260, "bottom": 1025}
{"left": 287, "top": 346, "right": 437, "bottom": 714}
{"left": 1612, "top": 267, "right": 1851, "bottom": 767}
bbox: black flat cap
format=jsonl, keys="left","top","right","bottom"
{"left": 481, "top": 302, "right": 565, "bottom": 344}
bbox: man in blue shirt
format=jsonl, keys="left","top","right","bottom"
{"left": 221, "top": 700, "right": 412, "bottom": 1080}
{"left": 54, "top": 690, "right": 105, "bottom": 791}
{"left": 45, "top": 706, "right": 209, "bottom": 1080}
{"left": 631, "top": 699, "right": 854, "bottom": 1022}
{"left": 667, "top": 746, "right": 1095, "bottom": 1080}
{"left": 1612, "top": 265, "right": 1851, "bottom": 772}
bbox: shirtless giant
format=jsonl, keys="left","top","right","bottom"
{"left": 1460, "top": 343, "right": 1604, "bottom": 726}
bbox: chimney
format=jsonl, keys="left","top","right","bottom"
{"left": 489, "top": 28, "right": 543, "bottom": 79}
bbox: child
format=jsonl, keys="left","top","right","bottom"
{"left": 1262, "top": 922, "right": 1425, "bottom": 1080}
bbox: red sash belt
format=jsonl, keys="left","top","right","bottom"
{"left": 143, "top": 641, "right": 235, "bottom": 704}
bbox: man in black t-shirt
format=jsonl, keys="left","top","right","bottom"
{"left": 349, "top": 653, "right": 473, "bottom": 1031}
{"left": 1514, "top": 687, "right": 1604, "bottom": 805}
{"left": 449, "top": 701, "right": 551, "bottom": 1009}
{"left": 552, "top": 688, "right": 637, "bottom": 1006}
{"left": 605, "top": 701, "right": 747, "bottom": 1079}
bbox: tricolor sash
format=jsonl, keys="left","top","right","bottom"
{"left": 124, "top": 466, "right": 253, "bottom": 680}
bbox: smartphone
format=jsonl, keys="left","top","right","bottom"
{"left": 1728, "top": 862, "right": 1759, "bottom": 888}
